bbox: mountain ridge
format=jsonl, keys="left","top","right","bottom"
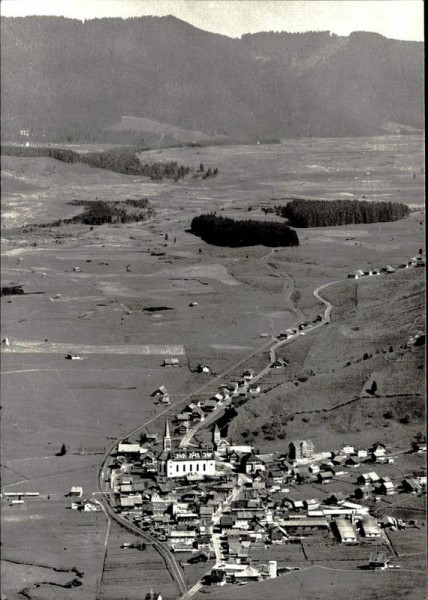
{"left": 1, "top": 16, "right": 424, "bottom": 143}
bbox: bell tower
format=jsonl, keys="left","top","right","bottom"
{"left": 163, "top": 419, "right": 171, "bottom": 452}
{"left": 213, "top": 424, "right": 221, "bottom": 447}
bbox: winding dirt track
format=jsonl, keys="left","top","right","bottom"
{"left": 96, "top": 250, "right": 338, "bottom": 597}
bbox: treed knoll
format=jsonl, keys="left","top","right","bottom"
{"left": 276, "top": 199, "right": 410, "bottom": 227}
{"left": 1, "top": 145, "right": 191, "bottom": 181}
{"left": 1, "top": 17, "right": 424, "bottom": 142}
{"left": 191, "top": 214, "right": 299, "bottom": 247}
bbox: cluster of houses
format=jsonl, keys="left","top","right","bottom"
{"left": 152, "top": 370, "right": 262, "bottom": 435}
{"left": 103, "top": 423, "right": 426, "bottom": 587}
{"left": 276, "top": 315, "right": 324, "bottom": 341}
{"left": 347, "top": 252, "right": 425, "bottom": 279}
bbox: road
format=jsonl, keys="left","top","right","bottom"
{"left": 97, "top": 480, "right": 188, "bottom": 595}
{"left": 96, "top": 255, "right": 418, "bottom": 597}
{"left": 96, "top": 261, "right": 339, "bottom": 597}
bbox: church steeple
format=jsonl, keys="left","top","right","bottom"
{"left": 163, "top": 419, "right": 171, "bottom": 452}
{"left": 213, "top": 424, "right": 221, "bottom": 446}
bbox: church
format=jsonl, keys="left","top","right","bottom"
{"left": 157, "top": 421, "right": 216, "bottom": 479}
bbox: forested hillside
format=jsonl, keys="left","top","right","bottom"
{"left": 1, "top": 17, "right": 424, "bottom": 142}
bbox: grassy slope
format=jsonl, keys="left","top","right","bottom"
{"left": 233, "top": 268, "right": 425, "bottom": 452}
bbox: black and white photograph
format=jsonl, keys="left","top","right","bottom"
{"left": 0, "top": 1, "right": 425, "bottom": 599}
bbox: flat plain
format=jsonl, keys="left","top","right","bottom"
{"left": 1, "top": 135, "right": 425, "bottom": 600}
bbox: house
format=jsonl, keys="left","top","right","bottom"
{"left": 354, "top": 485, "right": 375, "bottom": 500}
{"left": 168, "top": 530, "right": 196, "bottom": 546}
{"left": 249, "top": 383, "right": 261, "bottom": 394}
{"left": 175, "top": 413, "right": 190, "bottom": 423}
{"left": 201, "top": 399, "right": 218, "bottom": 413}
{"left": 220, "top": 515, "right": 235, "bottom": 531}
{"left": 242, "top": 453, "right": 266, "bottom": 474}
{"left": 199, "top": 505, "right": 215, "bottom": 520}
{"left": 197, "top": 364, "right": 211, "bottom": 373}
{"left": 232, "top": 565, "right": 262, "bottom": 582}
{"left": 282, "top": 518, "right": 329, "bottom": 533}
{"left": 341, "top": 444, "right": 356, "bottom": 455}
{"left": 380, "top": 516, "right": 398, "bottom": 530}
{"left": 318, "top": 471, "right": 333, "bottom": 484}
{"left": 288, "top": 439, "right": 315, "bottom": 461}
{"left": 270, "top": 525, "right": 288, "bottom": 544}
{"left": 325, "top": 492, "right": 346, "bottom": 505}
{"left": 117, "top": 443, "right": 141, "bottom": 455}
{"left": 243, "top": 369, "right": 255, "bottom": 380}
{"left": 334, "top": 518, "right": 358, "bottom": 544}
{"left": 357, "top": 449, "right": 368, "bottom": 458}
{"left": 369, "top": 552, "right": 390, "bottom": 570}
{"left": 377, "top": 481, "right": 396, "bottom": 495}
{"left": 402, "top": 479, "right": 422, "bottom": 494}
{"left": 358, "top": 472, "right": 380, "bottom": 486}
{"left": 190, "top": 407, "right": 205, "bottom": 422}
{"left": 296, "top": 466, "right": 312, "bottom": 483}
{"left": 163, "top": 358, "right": 180, "bottom": 367}
{"left": 371, "top": 448, "right": 387, "bottom": 462}
{"left": 345, "top": 456, "right": 360, "bottom": 468}
{"left": 360, "top": 515, "right": 382, "bottom": 538}
{"left": 291, "top": 499, "right": 305, "bottom": 511}
{"left": 271, "top": 358, "right": 287, "bottom": 369}
{"left": 226, "top": 382, "right": 239, "bottom": 394}
{"left": 412, "top": 440, "right": 427, "bottom": 453}
{"left": 120, "top": 496, "right": 137, "bottom": 508}
{"left": 304, "top": 498, "right": 320, "bottom": 510}
{"left": 152, "top": 385, "right": 167, "bottom": 397}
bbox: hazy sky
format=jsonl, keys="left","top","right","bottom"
{"left": 1, "top": 0, "right": 424, "bottom": 41}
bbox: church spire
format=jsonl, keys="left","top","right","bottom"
{"left": 213, "top": 424, "right": 221, "bottom": 446}
{"left": 163, "top": 419, "right": 171, "bottom": 451}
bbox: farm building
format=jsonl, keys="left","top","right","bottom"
{"left": 402, "top": 479, "right": 422, "bottom": 494}
{"left": 358, "top": 472, "right": 380, "bottom": 485}
{"left": 360, "top": 515, "right": 382, "bottom": 538}
{"left": 243, "top": 369, "right": 255, "bottom": 380}
{"left": 377, "top": 481, "right": 396, "bottom": 495}
{"left": 369, "top": 553, "right": 390, "bottom": 570}
{"left": 318, "top": 471, "right": 333, "bottom": 484}
{"left": 163, "top": 358, "right": 180, "bottom": 367}
{"left": 117, "top": 442, "right": 141, "bottom": 455}
{"left": 333, "top": 517, "right": 358, "bottom": 543}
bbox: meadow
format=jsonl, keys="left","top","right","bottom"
{"left": 1, "top": 135, "right": 425, "bottom": 600}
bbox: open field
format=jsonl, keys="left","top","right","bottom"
{"left": 1, "top": 136, "right": 425, "bottom": 599}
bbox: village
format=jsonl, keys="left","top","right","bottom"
{"left": 1, "top": 247, "right": 425, "bottom": 597}
{"left": 88, "top": 360, "right": 427, "bottom": 590}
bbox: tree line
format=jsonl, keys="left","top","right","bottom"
{"left": 29, "top": 199, "right": 153, "bottom": 228}
{"left": 275, "top": 198, "right": 410, "bottom": 227}
{"left": 1, "top": 145, "right": 192, "bottom": 181}
{"left": 191, "top": 214, "right": 299, "bottom": 247}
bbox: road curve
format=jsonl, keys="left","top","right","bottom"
{"left": 95, "top": 270, "right": 344, "bottom": 597}
{"left": 97, "top": 478, "right": 188, "bottom": 595}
